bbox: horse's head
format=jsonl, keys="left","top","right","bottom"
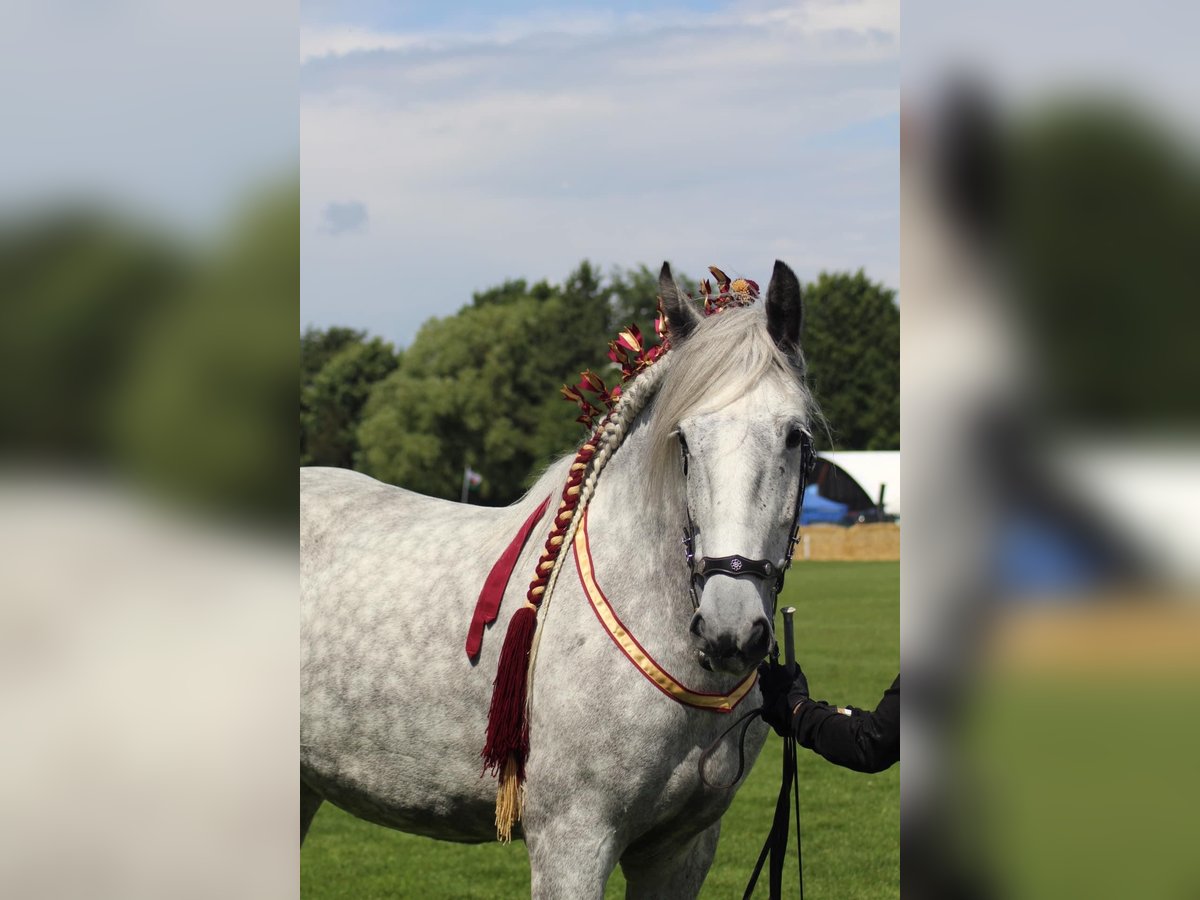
{"left": 651, "top": 260, "right": 814, "bottom": 677}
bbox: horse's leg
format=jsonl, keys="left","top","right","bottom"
{"left": 526, "top": 816, "right": 622, "bottom": 900}
{"left": 619, "top": 821, "right": 721, "bottom": 900}
{"left": 300, "top": 779, "right": 324, "bottom": 845}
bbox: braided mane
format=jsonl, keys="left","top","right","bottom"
{"left": 481, "top": 356, "right": 674, "bottom": 841}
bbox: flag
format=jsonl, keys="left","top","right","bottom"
{"left": 465, "top": 467, "right": 483, "bottom": 489}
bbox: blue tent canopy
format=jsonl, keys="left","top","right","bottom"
{"left": 799, "top": 483, "right": 848, "bottom": 525}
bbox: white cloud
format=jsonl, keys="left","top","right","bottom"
{"left": 301, "top": 26, "right": 425, "bottom": 62}
{"left": 744, "top": 0, "right": 899, "bottom": 35}
{"left": 302, "top": 0, "right": 898, "bottom": 345}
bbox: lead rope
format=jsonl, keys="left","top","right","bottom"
{"left": 743, "top": 729, "right": 803, "bottom": 900}
{"left": 696, "top": 671, "right": 805, "bottom": 900}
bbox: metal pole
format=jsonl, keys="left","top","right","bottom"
{"left": 461, "top": 467, "right": 470, "bottom": 504}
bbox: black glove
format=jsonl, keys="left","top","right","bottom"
{"left": 757, "top": 661, "right": 810, "bottom": 737}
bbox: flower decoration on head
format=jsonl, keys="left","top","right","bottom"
{"left": 562, "top": 264, "right": 759, "bottom": 431}
{"left": 560, "top": 369, "right": 619, "bottom": 429}
{"left": 562, "top": 296, "right": 672, "bottom": 430}
{"left": 698, "top": 265, "right": 759, "bottom": 315}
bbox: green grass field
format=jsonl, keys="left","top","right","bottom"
{"left": 302, "top": 561, "right": 899, "bottom": 898}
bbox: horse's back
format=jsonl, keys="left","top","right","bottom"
{"left": 299, "top": 466, "right": 532, "bottom": 842}
{"left": 302, "top": 466, "right": 454, "bottom": 551}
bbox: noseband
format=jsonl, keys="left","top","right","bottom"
{"left": 680, "top": 431, "right": 816, "bottom": 611}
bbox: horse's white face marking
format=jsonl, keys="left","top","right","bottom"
{"left": 679, "top": 376, "right": 809, "bottom": 676}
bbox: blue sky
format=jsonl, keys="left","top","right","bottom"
{"left": 301, "top": 0, "right": 899, "bottom": 346}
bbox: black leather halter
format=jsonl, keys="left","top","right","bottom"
{"left": 681, "top": 431, "right": 816, "bottom": 611}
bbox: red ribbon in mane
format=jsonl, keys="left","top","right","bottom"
{"left": 465, "top": 495, "right": 552, "bottom": 660}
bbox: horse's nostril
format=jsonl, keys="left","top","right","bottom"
{"left": 709, "top": 633, "right": 738, "bottom": 659}
{"left": 689, "top": 613, "right": 706, "bottom": 639}
{"left": 746, "top": 618, "right": 771, "bottom": 656}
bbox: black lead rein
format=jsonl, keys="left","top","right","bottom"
{"left": 744, "top": 607, "right": 805, "bottom": 900}
{"left": 698, "top": 609, "right": 805, "bottom": 900}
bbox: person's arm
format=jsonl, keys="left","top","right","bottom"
{"left": 791, "top": 674, "right": 899, "bottom": 773}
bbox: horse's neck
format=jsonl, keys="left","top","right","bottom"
{"left": 587, "top": 420, "right": 683, "bottom": 584}
{"left": 581, "top": 421, "right": 716, "bottom": 685}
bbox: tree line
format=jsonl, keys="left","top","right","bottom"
{"left": 301, "top": 262, "right": 899, "bottom": 506}
{"left": 3, "top": 186, "right": 297, "bottom": 526}
{"left": 0, "top": 99, "right": 1179, "bottom": 523}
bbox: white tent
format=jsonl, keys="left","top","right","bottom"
{"left": 818, "top": 451, "right": 901, "bottom": 518}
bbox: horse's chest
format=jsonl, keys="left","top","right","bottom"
{"left": 586, "top": 732, "right": 755, "bottom": 839}
{"left": 593, "top": 753, "right": 745, "bottom": 859}
{"left": 657, "top": 753, "right": 746, "bottom": 822}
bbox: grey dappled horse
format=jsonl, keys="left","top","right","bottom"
{"left": 301, "top": 262, "right": 816, "bottom": 898}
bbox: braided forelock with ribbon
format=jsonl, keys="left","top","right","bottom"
{"left": 482, "top": 261, "right": 778, "bottom": 842}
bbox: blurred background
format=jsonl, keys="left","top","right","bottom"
{"left": 298, "top": 2, "right": 899, "bottom": 896}
{"left": 902, "top": 1, "right": 1200, "bottom": 897}
{"left": 6, "top": 0, "right": 1199, "bottom": 897}
{"left": 0, "top": 2, "right": 298, "bottom": 898}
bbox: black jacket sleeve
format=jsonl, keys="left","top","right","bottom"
{"left": 792, "top": 674, "right": 899, "bottom": 774}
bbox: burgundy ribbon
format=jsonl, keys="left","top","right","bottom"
{"left": 465, "top": 495, "right": 552, "bottom": 660}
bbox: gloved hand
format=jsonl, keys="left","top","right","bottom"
{"left": 757, "top": 661, "right": 811, "bottom": 737}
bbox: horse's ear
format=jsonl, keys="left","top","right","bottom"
{"left": 765, "top": 259, "right": 803, "bottom": 354}
{"left": 659, "top": 262, "right": 701, "bottom": 340}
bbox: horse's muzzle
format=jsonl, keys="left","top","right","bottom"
{"left": 691, "top": 614, "right": 771, "bottom": 675}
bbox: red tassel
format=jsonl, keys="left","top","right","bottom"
{"left": 482, "top": 603, "right": 539, "bottom": 779}
{"left": 480, "top": 431, "right": 601, "bottom": 816}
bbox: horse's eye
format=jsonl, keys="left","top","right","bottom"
{"left": 678, "top": 434, "right": 689, "bottom": 455}
{"left": 785, "top": 428, "right": 803, "bottom": 449}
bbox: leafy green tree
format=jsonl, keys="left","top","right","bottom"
{"left": 563, "top": 260, "right": 606, "bottom": 326}
{"left": 1008, "top": 103, "right": 1199, "bottom": 428}
{"left": 301, "top": 337, "right": 399, "bottom": 468}
{"left": 0, "top": 211, "right": 188, "bottom": 457}
{"left": 471, "top": 279, "right": 530, "bottom": 307}
{"left": 302, "top": 326, "right": 365, "bottom": 384}
{"left": 344, "top": 261, "right": 897, "bottom": 505}
{"left": 114, "top": 183, "right": 299, "bottom": 523}
{"left": 357, "top": 263, "right": 612, "bottom": 504}
{"left": 801, "top": 270, "right": 899, "bottom": 450}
